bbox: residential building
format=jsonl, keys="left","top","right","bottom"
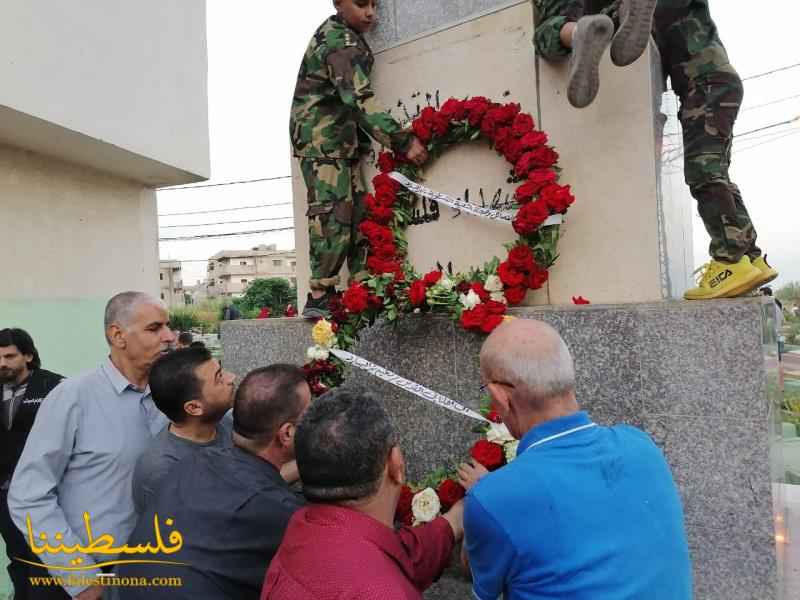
{"left": 1, "top": 0, "right": 209, "bottom": 375}
{"left": 206, "top": 245, "right": 297, "bottom": 298}
{"left": 159, "top": 261, "right": 185, "bottom": 308}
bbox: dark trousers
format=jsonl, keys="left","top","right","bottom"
{"left": 0, "top": 487, "right": 69, "bottom": 600}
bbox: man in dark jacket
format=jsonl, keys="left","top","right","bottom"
{"left": 0, "top": 328, "right": 64, "bottom": 600}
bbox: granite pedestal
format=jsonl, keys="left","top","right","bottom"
{"left": 221, "top": 298, "right": 785, "bottom": 600}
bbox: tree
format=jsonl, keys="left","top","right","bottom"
{"left": 237, "top": 278, "right": 298, "bottom": 315}
{"left": 777, "top": 282, "right": 800, "bottom": 304}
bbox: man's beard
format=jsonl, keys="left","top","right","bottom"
{"left": 0, "top": 367, "right": 22, "bottom": 384}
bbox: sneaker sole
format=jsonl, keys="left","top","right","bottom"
{"left": 684, "top": 268, "right": 761, "bottom": 301}
{"left": 610, "top": 0, "right": 657, "bottom": 67}
{"left": 751, "top": 269, "right": 779, "bottom": 289}
{"left": 568, "top": 16, "right": 614, "bottom": 109}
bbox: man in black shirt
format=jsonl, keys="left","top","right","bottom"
{"left": 118, "top": 364, "right": 310, "bottom": 600}
{"left": 0, "top": 328, "right": 64, "bottom": 600}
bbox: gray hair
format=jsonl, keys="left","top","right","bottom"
{"left": 103, "top": 292, "right": 159, "bottom": 344}
{"left": 480, "top": 323, "right": 576, "bottom": 406}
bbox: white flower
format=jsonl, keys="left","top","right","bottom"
{"left": 486, "top": 423, "right": 516, "bottom": 445}
{"left": 490, "top": 291, "right": 508, "bottom": 304}
{"left": 306, "top": 345, "right": 330, "bottom": 362}
{"left": 437, "top": 275, "right": 455, "bottom": 292}
{"left": 505, "top": 440, "right": 520, "bottom": 462}
{"left": 484, "top": 275, "right": 503, "bottom": 292}
{"left": 411, "top": 488, "right": 441, "bottom": 524}
{"left": 459, "top": 289, "right": 482, "bottom": 310}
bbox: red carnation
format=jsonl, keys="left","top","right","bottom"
{"left": 285, "top": 304, "right": 298, "bottom": 318}
{"left": 440, "top": 98, "right": 467, "bottom": 121}
{"left": 372, "top": 172, "right": 400, "bottom": 193}
{"left": 368, "top": 293, "right": 383, "bottom": 310}
{"left": 408, "top": 280, "right": 428, "bottom": 306}
{"left": 412, "top": 118, "right": 432, "bottom": 144}
{"left": 519, "top": 130, "right": 549, "bottom": 150}
{"left": 395, "top": 485, "right": 414, "bottom": 526}
{"left": 527, "top": 168, "right": 558, "bottom": 190}
{"left": 512, "top": 113, "right": 535, "bottom": 137}
{"left": 460, "top": 304, "right": 489, "bottom": 330}
{"left": 464, "top": 96, "right": 491, "bottom": 127}
{"left": 470, "top": 283, "right": 491, "bottom": 303}
{"left": 377, "top": 151, "right": 396, "bottom": 173}
{"left": 367, "top": 257, "right": 403, "bottom": 278}
{"left": 470, "top": 440, "right": 505, "bottom": 471}
{"left": 375, "top": 185, "right": 397, "bottom": 207}
{"left": 540, "top": 184, "right": 575, "bottom": 214}
{"left": 342, "top": 283, "right": 370, "bottom": 314}
{"left": 514, "top": 180, "right": 539, "bottom": 204}
{"left": 456, "top": 281, "right": 472, "bottom": 295}
{"left": 423, "top": 270, "right": 443, "bottom": 287}
{"left": 515, "top": 147, "right": 560, "bottom": 177}
{"left": 493, "top": 127, "right": 513, "bottom": 155}
{"left": 497, "top": 261, "right": 525, "bottom": 287}
{"left": 481, "top": 314, "right": 505, "bottom": 333}
{"left": 257, "top": 307, "right": 271, "bottom": 319}
{"left": 419, "top": 106, "right": 449, "bottom": 137}
{"left": 573, "top": 296, "right": 591, "bottom": 305}
{"left": 508, "top": 245, "right": 536, "bottom": 273}
{"left": 374, "top": 242, "right": 398, "bottom": 260}
{"left": 484, "top": 300, "right": 507, "bottom": 315}
{"left": 528, "top": 268, "right": 549, "bottom": 290}
{"left": 512, "top": 201, "right": 551, "bottom": 236}
{"left": 369, "top": 206, "right": 394, "bottom": 225}
{"left": 486, "top": 410, "right": 502, "bottom": 423}
{"left": 436, "top": 479, "right": 466, "bottom": 511}
{"left": 503, "top": 139, "right": 526, "bottom": 164}
{"left": 504, "top": 286, "right": 527, "bottom": 305}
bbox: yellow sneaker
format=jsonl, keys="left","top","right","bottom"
{"left": 751, "top": 255, "right": 779, "bottom": 288}
{"left": 684, "top": 257, "right": 761, "bottom": 300}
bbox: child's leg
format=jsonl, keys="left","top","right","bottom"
{"left": 300, "top": 158, "right": 356, "bottom": 294}
{"left": 533, "top": 0, "right": 587, "bottom": 60}
{"left": 346, "top": 162, "right": 370, "bottom": 284}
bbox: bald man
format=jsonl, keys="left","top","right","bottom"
{"left": 459, "top": 319, "right": 692, "bottom": 600}
{"left": 9, "top": 292, "right": 175, "bottom": 600}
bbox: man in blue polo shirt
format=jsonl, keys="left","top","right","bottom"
{"left": 460, "top": 319, "right": 691, "bottom": 600}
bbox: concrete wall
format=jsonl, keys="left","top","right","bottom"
{"left": 222, "top": 297, "right": 785, "bottom": 600}
{"left": 293, "top": 1, "right": 692, "bottom": 306}
{"left": 0, "top": 0, "right": 210, "bottom": 185}
{"left": 0, "top": 145, "right": 160, "bottom": 375}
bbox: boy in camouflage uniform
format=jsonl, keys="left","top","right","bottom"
{"left": 533, "top": 0, "right": 778, "bottom": 300}
{"left": 291, "top": 0, "right": 427, "bottom": 318}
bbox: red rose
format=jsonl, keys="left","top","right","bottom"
{"left": 497, "top": 261, "right": 525, "bottom": 287}
{"left": 573, "top": 296, "right": 591, "bottom": 305}
{"left": 436, "top": 479, "right": 466, "bottom": 511}
{"left": 519, "top": 130, "right": 549, "bottom": 150}
{"left": 440, "top": 98, "right": 467, "bottom": 121}
{"left": 342, "top": 283, "right": 369, "bottom": 314}
{"left": 470, "top": 440, "right": 505, "bottom": 471}
{"left": 512, "top": 201, "right": 550, "bottom": 236}
{"left": 515, "top": 147, "right": 560, "bottom": 177}
{"left": 412, "top": 118, "right": 432, "bottom": 143}
{"left": 503, "top": 139, "right": 525, "bottom": 164}
{"left": 257, "top": 307, "right": 270, "bottom": 319}
{"left": 512, "top": 113, "right": 535, "bottom": 137}
{"left": 470, "top": 283, "right": 491, "bottom": 303}
{"left": 408, "top": 280, "right": 428, "bottom": 306}
{"left": 505, "top": 286, "right": 527, "bottom": 305}
{"left": 481, "top": 314, "right": 505, "bottom": 333}
{"left": 486, "top": 410, "right": 502, "bottom": 423}
{"left": 484, "top": 300, "right": 507, "bottom": 315}
{"left": 540, "top": 184, "right": 575, "bottom": 214}
{"left": 527, "top": 168, "right": 558, "bottom": 191}
{"left": 508, "top": 245, "right": 536, "bottom": 273}
{"left": 377, "top": 151, "right": 396, "bottom": 173}
{"left": 493, "top": 127, "right": 513, "bottom": 155}
{"left": 423, "top": 270, "right": 443, "bottom": 287}
{"left": 372, "top": 173, "right": 400, "bottom": 193}
{"left": 285, "top": 304, "right": 298, "bottom": 318}
{"left": 460, "top": 304, "right": 488, "bottom": 330}
{"left": 395, "top": 485, "right": 414, "bottom": 526}
{"left": 528, "top": 268, "right": 549, "bottom": 290}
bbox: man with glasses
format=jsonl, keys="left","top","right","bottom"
{"left": 118, "top": 364, "right": 310, "bottom": 600}
{"left": 458, "top": 319, "right": 691, "bottom": 600}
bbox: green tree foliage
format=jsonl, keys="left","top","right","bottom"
{"left": 777, "top": 281, "right": 800, "bottom": 304}
{"left": 237, "top": 278, "right": 298, "bottom": 315}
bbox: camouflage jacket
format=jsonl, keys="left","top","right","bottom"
{"left": 290, "top": 16, "right": 411, "bottom": 159}
{"left": 653, "top": 0, "right": 738, "bottom": 98}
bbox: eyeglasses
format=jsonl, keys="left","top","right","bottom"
{"left": 478, "top": 380, "right": 514, "bottom": 395}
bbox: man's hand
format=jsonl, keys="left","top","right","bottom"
{"left": 457, "top": 460, "right": 489, "bottom": 491}
{"left": 280, "top": 460, "right": 300, "bottom": 485}
{"left": 74, "top": 585, "right": 102, "bottom": 600}
{"left": 405, "top": 136, "right": 428, "bottom": 166}
{"left": 442, "top": 500, "right": 464, "bottom": 543}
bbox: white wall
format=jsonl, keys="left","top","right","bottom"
{"left": 0, "top": 0, "right": 210, "bottom": 185}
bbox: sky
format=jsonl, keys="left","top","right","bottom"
{"left": 157, "top": 1, "right": 800, "bottom": 290}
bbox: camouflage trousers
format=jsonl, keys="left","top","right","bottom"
{"left": 300, "top": 158, "right": 370, "bottom": 291}
{"left": 533, "top": 0, "right": 760, "bottom": 263}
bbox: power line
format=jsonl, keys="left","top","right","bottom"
{"left": 159, "top": 226, "right": 295, "bottom": 242}
{"left": 731, "top": 129, "right": 800, "bottom": 156}
{"left": 159, "top": 175, "right": 294, "bottom": 192}
{"left": 741, "top": 92, "right": 800, "bottom": 113}
{"left": 742, "top": 62, "right": 800, "bottom": 82}
{"left": 158, "top": 201, "right": 293, "bottom": 217}
{"left": 159, "top": 215, "right": 294, "bottom": 229}
{"left": 736, "top": 116, "right": 800, "bottom": 138}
